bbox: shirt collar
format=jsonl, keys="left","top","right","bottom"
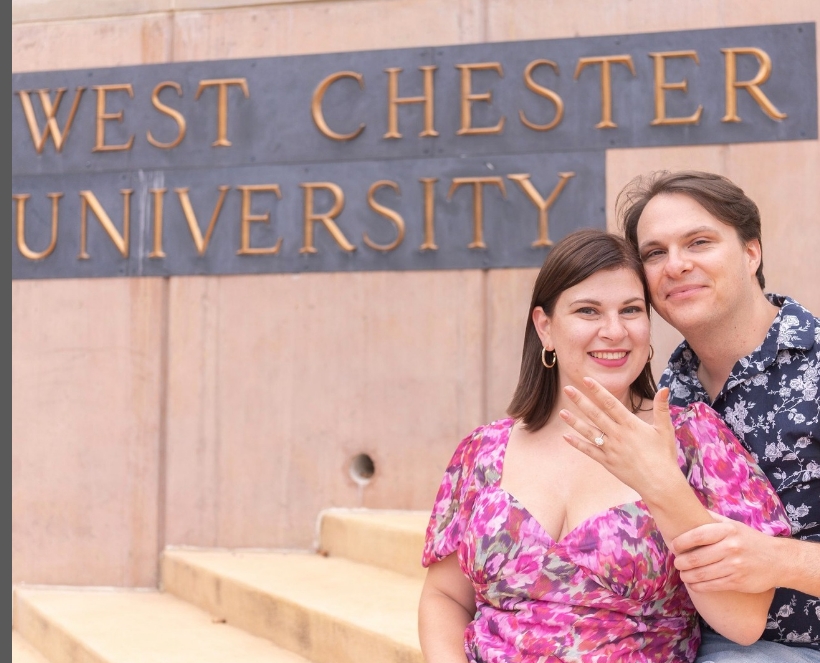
{"left": 666, "top": 294, "right": 817, "bottom": 388}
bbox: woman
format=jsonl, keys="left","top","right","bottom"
{"left": 417, "top": 229, "right": 790, "bottom": 663}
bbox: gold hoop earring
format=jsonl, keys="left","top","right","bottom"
{"left": 648, "top": 345, "right": 654, "bottom": 361}
{"left": 541, "top": 347, "right": 556, "bottom": 369}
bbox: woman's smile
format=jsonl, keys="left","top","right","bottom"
{"left": 534, "top": 267, "right": 651, "bottom": 406}
{"left": 588, "top": 350, "right": 630, "bottom": 367}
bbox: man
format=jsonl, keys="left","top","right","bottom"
{"left": 619, "top": 170, "right": 819, "bottom": 661}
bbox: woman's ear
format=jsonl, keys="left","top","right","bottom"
{"left": 532, "top": 306, "right": 552, "bottom": 349}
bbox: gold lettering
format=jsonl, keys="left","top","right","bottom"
{"left": 312, "top": 72, "right": 365, "bottom": 141}
{"left": 363, "top": 180, "right": 405, "bottom": 252}
{"left": 16, "top": 87, "right": 85, "bottom": 154}
{"left": 195, "top": 78, "right": 250, "bottom": 147}
{"left": 507, "top": 172, "right": 575, "bottom": 247}
{"left": 147, "top": 81, "right": 187, "bottom": 149}
{"left": 574, "top": 55, "right": 636, "bottom": 129}
{"left": 300, "top": 182, "right": 356, "bottom": 253}
{"left": 14, "top": 193, "right": 60, "bottom": 260}
{"left": 447, "top": 177, "right": 507, "bottom": 249}
{"left": 384, "top": 66, "right": 438, "bottom": 139}
{"left": 721, "top": 47, "right": 787, "bottom": 123}
{"left": 649, "top": 51, "right": 703, "bottom": 126}
{"left": 149, "top": 188, "right": 166, "bottom": 258}
{"left": 237, "top": 184, "right": 284, "bottom": 255}
{"left": 92, "top": 84, "right": 135, "bottom": 152}
{"left": 78, "top": 189, "right": 132, "bottom": 259}
{"left": 519, "top": 60, "right": 564, "bottom": 132}
{"left": 175, "top": 186, "right": 230, "bottom": 256}
{"left": 456, "top": 63, "right": 506, "bottom": 135}
{"left": 419, "top": 177, "right": 438, "bottom": 251}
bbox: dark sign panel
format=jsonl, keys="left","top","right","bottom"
{"left": 11, "top": 23, "right": 817, "bottom": 279}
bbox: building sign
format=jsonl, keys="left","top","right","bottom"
{"left": 11, "top": 22, "right": 817, "bottom": 279}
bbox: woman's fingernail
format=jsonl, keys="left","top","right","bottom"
{"left": 583, "top": 377, "right": 594, "bottom": 387}
{"left": 564, "top": 386, "right": 577, "bottom": 396}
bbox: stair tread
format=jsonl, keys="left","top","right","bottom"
{"left": 12, "top": 631, "right": 49, "bottom": 663}
{"left": 164, "top": 549, "right": 424, "bottom": 647}
{"left": 321, "top": 508, "right": 430, "bottom": 533}
{"left": 15, "top": 588, "right": 314, "bottom": 663}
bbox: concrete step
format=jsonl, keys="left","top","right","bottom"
{"left": 162, "top": 548, "right": 425, "bottom": 663}
{"left": 12, "top": 631, "right": 50, "bottom": 663}
{"left": 13, "top": 586, "right": 314, "bottom": 663}
{"left": 317, "top": 508, "right": 429, "bottom": 579}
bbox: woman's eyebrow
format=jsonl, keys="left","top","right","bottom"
{"left": 569, "top": 297, "right": 644, "bottom": 306}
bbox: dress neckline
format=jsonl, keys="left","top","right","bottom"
{"left": 494, "top": 417, "right": 646, "bottom": 545}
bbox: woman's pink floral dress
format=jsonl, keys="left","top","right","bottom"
{"left": 422, "top": 402, "right": 791, "bottom": 663}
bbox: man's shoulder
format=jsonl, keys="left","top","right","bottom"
{"left": 768, "top": 294, "right": 819, "bottom": 351}
{"left": 659, "top": 340, "right": 702, "bottom": 404}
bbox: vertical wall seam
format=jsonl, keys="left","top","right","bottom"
{"left": 169, "top": 8, "right": 176, "bottom": 63}
{"left": 213, "top": 279, "right": 222, "bottom": 545}
{"left": 156, "top": 276, "right": 171, "bottom": 586}
{"left": 481, "top": 269, "right": 490, "bottom": 425}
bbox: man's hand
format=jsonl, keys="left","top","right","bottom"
{"left": 671, "top": 512, "right": 783, "bottom": 594}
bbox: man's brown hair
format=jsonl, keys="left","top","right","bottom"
{"left": 617, "top": 170, "right": 765, "bottom": 288}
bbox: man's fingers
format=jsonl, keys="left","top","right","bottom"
{"left": 679, "top": 555, "right": 738, "bottom": 588}
{"left": 670, "top": 522, "right": 734, "bottom": 554}
{"left": 673, "top": 542, "right": 727, "bottom": 572}
{"left": 683, "top": 575, "right": 736, "bottom": 594}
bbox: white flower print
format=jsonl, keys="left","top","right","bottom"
{"left": 785, "top": 631, "right": 814, "bottom": 643}
{"left": 777, "top": 315, "right": 801, "bottom": 345}
{"left": 723, "top": 401, "right": 755, "bottom": 436}
{"left": 661, "top": 295, "right": 820, "bottom": 647}
{"left": 786, "top": 503, "right": 810, "bottom": 520}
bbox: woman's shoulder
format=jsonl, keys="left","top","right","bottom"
{"left": 669, "top": 400, "right": 723, "bottom": 429}
{"left": 669, "top": 400, "right": 749, "bottom": 462}
{"left": 470, "top": 417, "right": 516, "bottom": 440}
{"left": 451, "top": 417, "right": 515, "bottom": 472}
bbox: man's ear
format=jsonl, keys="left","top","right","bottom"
{"left": 745, "top": 239, "right": 763, "bottom": 278}
{"left": 532, "top": 306, "right": 552, "bottom": 349}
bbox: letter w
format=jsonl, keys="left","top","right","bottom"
{"left": 16, "top": 87, "right": 85, "bottom": 154}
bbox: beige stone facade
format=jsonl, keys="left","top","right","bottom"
{"left": 12, "top": 0, "right": 820, "bottom": 587}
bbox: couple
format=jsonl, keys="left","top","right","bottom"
{"left": 418, "top": 170, "right": 819, "bottom": 663}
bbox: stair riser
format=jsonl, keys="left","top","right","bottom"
{"left": 319, "top": 516, "right": 427, "bottom": 579}
{"left": 162, "top": 555, "right": 423, "bottom": 663}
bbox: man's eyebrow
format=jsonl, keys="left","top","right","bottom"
{"left": 638, "top": 225, "right": 718, "bottom": 252}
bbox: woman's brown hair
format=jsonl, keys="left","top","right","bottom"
{"left": 507, "top": 229, "right": 656, "bottom": 431}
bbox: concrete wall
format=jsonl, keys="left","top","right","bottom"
{"left": 12, "top": 0, "right": 820, "bottom": 587}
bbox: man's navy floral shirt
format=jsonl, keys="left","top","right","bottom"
{"left": 660, "top": 294, "right": 819, "bottom": 649}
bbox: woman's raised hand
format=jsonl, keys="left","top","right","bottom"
{"left": 558, "top": 378, "right": 680, "bottom": 500}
